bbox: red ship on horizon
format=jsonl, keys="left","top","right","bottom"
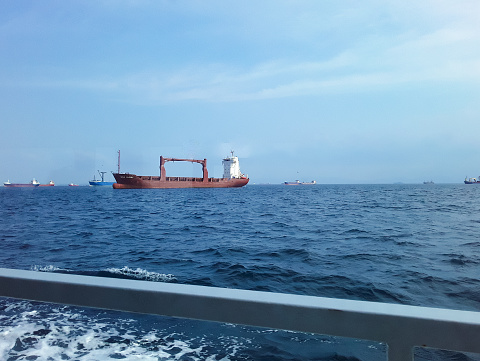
{"left": 112, "top": 151, "right": 249, "bottom": 189}
{"left": 39, "top": 180, "right": 55, "bottom": 187}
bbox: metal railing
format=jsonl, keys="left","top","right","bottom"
{"left": 1, "top": 267, "right": 479, "bottom": 361}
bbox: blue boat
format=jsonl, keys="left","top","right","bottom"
{"left": 89, "top": 171, "right": 114, "bottom": 186}
{"left": 464, "top": 176, "right": 480, "bottom": 184}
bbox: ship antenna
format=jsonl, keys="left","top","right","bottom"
{"left": 117, "top": 150, "right": 121, "bottom": 174}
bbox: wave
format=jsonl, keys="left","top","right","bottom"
{"left": 104, "top": 266, "right": 176, "bottom": 282}
{"left": 31, "top": 265, "right": 69, "bottom": 273}
{"left": 30, "top": 265, "right": 176, "bottom": 283}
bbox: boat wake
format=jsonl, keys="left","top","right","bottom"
{"left": 0, "top": 297, "right": 385, "bottom": 361}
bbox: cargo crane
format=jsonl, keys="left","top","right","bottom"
{"left": 160, "top": 156, "right": 208, "bottom": 182}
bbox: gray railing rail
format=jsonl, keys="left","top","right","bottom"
{"left": 1, "top": 267, "right": 479, "bottom": 361}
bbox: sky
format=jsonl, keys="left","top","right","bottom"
{"left": 1, "top": 1, "right": 480, "bottom": 185}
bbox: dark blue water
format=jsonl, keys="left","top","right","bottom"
{"left": 1, "top": 184, "right": 480, "bottom": 360}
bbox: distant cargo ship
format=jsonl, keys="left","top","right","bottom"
{"left": 39, "top": 180, "right": 55, "bottom": 187}
{"left": 464, "top": 177, "right": 480, "bottom": 184}
{"left": 89, "top": 171, "right": 114, "bottom": 186}
{"left": 284, "top": 180, "right": 316, "bottom": 185}
{"left": 4, "top": 179, "right": 40, "bottom": 187}
{"left": 113, "top": 152, "right": 249, "bottom": 189}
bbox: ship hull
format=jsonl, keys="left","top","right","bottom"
{"left": 89, "top": 181, "right": 115, "bottom": 186}
{"left": 113, "top": 173, "right": 249, "bottom": 189}
{"left": 39, "top": 182, "right": 55, "bottom": 187}
{"left": 4, "top": 184, "right": 40, "bottom": 188}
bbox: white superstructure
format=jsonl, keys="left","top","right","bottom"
{"left": 222, "top": 152, "right": 244, "bottom": 179}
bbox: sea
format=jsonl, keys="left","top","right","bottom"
{"left": 1, "top": 184, "right": 479, "bottom": 361}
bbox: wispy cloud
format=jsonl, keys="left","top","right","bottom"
{"left": 2, "top": 0, "right": 480, "bottom": 104}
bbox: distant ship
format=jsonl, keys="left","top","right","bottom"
{"left": 464, "top": 177, "right": 480, "bottom": 184}
{"left": 4, "top": 178, "right": 40, "bottom": 187}
{"left": 89, "top": 171, "right": 114, "bottom": 186}
{"left": 423, "top": 181, "right": 434, "bottom": 185}
{"left": 284, "top": 180, "right": 316, "bottom": 185}
{"left": 112, "top": 151, "right": 249, "bottom": 189}
{"left": 39, "top": 180, "right": 55, "bottom": 187}
{"left": 69, "top": 183, "right": 79, "bottom": 187}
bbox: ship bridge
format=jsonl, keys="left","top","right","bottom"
{"left": 222, "top": 151, "right": 244, "bottom": 179}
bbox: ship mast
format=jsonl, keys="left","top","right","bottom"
{"left": 117, "top": 150, "right": 121, "bottom": 174}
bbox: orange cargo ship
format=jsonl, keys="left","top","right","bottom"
{"left": 112, "top": 152, "right": 249, "bottom": 189}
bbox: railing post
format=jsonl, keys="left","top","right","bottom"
{"left": 388, "top": 342, "right": 413, "bottom": 361}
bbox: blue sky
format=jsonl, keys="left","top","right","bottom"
{"left": 1, "top": 1, "right": 480, "bottom": 184}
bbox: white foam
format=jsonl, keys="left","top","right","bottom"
{"left": 106, "top": 266, "right": 176, "bottom": 282}
{"left": 2, "top": 299, "right": 351, "bottom": 361}
{"left": 0, "top": 302, "right": 194, "bottom": 360}
{"left": 29, "top": 265, "right": 176, "bottom": 283}
{"left": 31, "top": 265, "right": 68, "bottom": 273}
{"left": 0, "top": 320, "right": 38, "bottom": 357}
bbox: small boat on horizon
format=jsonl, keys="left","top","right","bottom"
{"left": 284, "top": 180, "right": 316, "bottom": 185}
{"left": 89, "top": 171, "right": 114, "bottom": 186}
{"left": 464, "top": 176, "right": 480, "bottom": 184}
{"left": 4, "top": 178, "right": 40, "bottom": 187}
{"left": 69, "top": 183, "right": 79, "bottom": 187}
